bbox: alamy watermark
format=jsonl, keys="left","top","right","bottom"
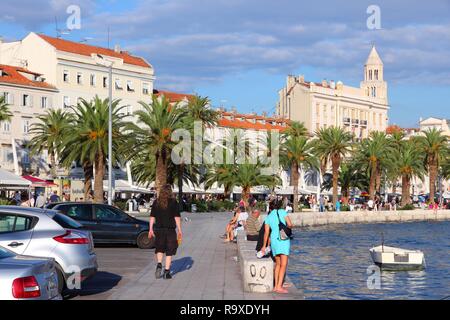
{"left": 367, "top": 265, "right": 381, "bottom": 290}
{"left": 367, "top": 5, "right": 382, "bottom": 30}
{"left": 66, "top": 5, "right": 82, "bottom": 30}
{"left": 171, "top": 121, "right": 280, "bottom": 175}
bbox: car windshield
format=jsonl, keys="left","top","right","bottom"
{"left": 0, "top": 246, "right": 15, "bottom": 259}
{"left": 52, "top": 213, "right": 83, "bottom": 229}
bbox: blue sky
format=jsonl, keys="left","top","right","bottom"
{"left": 1, "top": 0, "right": 449, "bottom": 127}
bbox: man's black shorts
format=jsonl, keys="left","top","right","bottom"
{"left": 154, "top": 228, "right": 178, "bottom": 256}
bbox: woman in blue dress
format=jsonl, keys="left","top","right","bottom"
{"left": 261, "top": 199, "right": 293, "bottom": 294}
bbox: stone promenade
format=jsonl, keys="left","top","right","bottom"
{"left": 74, "top": 212, "right": 303, "bottom": 300}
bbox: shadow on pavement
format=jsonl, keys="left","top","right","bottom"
{"left": 171, "top": 256, "right": 194, "bottom": 275}
{"left": 63, "top": 271, "right": 122, "bottom": 299}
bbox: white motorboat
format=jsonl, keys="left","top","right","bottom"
{"left": 370, "top": 245, "right": 425, "bottom": 270}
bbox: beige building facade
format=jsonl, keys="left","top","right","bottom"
{"left": 0, "top": 64, "right": 58, "bottom": 176}
{"left": 277, "top": 46, "right": 389, "bottom": 137}
{"left": 419, "top": 117, "right": 450, "bottom": 137}
{"left": 0, "top": 33, "right": 155, "bottom": 119}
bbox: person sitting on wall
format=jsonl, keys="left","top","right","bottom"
{"left": 245, "top": 209, "right": 262, "bottom": 241}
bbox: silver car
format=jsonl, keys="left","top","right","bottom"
{"left": 0, "top": 206, "right": 98, "bottom": 293}
{"left": 0, "top": 245, "right": 61, "bottom": 300}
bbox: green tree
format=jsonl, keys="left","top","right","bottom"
{"left": 28, "top": 109, "right": 73, "bottom": 178}
{"left": 61, "top": 96, "right": 128, "bottom": 203}
{"left": 127, "top": 95, "right": 186, "bottom": 194}
{"left": 314, "top": 127, "right": 353, "bottom": 208}
{"left": 280, "top": 135, "right": 318, "bottom": 212}
{"left": 355, "top": 132, "right": 391, "bottom": 200}
{"left": 321, "top": 161, "right": 368, "bottom": 205}
{"left": 392, "top": 139, "right": 426, "bottom": 206}
{"left": 234, "top": 163, "right": 281, "bottom": 204}
{"left": 417, "top": 128, "right": 448, "bottom": 203}
{"left": 0, "top": 96, "right": 13, "bottom": 122}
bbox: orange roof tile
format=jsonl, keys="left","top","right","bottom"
{"left": 38, "top": 34, "right": 151, "bottom": 68}
{"left": 153, "top": 89, "right": 195, "bottom": 103}
{"left": 0, "top": 64, "right": 57, "bottom": 90}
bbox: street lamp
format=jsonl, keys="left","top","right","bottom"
{"left": 95, "top": 54, "right": 114, "bottom": 205}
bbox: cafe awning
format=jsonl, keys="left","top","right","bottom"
{"left": 0, "top": 169, "right": 31, "bottom": 189}
{"left": 22, "top": 175, "right": 58, "bottom": 188}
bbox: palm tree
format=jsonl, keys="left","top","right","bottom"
{"left": 314, "top": 127, "right": 353, "bottom": 208}
{"left": 0, "top": 96, "right": 13, "bottom": 122}
{"left": 203, "top": 163, "right": 237, "bottom": 199}
{"left": 392, "top": 139, "right": 425, "bottom": 206}
{"left": 280, "top": 135, "right": 318, "bottom": 212}
{"left": 61, "top": 96, "right": 128, "bottom": 203}
{"left": 234, "top": 163, "right": 281, "bottom": 203}
{"left": 417, "top": 129, "right": 448, "bottom": 203}
{"left": 355, "top": 132, "right": 390, "bottom": 200}
{"left": 321, "top": 161, "right": 368, "bottom": 205}
{"left": 28, "top": 109, "right": 73, "bottom": 178}
{"left": 127, "top": 95, "right": 187, "bottom": 194}
{"left": 177, "top": 95, "right": 219, "bottom": 206}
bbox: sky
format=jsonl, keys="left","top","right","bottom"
{"left": 0, "top": 0, "right": 449, "bottom": 127}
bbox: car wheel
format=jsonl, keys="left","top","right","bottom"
{"left": 137, "top": 231, "right": 154, "bottom": 249}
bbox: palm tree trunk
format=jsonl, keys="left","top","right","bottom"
{"left": 291, "top": 162, "right": 299, "bottom": 213}
{"left": 94, "top": 152, "right": 105, "bottom": 203}
{"left": 429, "top": 162, "right": 437, "bottom": 203}
{"left": 83, "top": 162, "right": 93, "bottom": 201}
{"left": 155, "top": 150, "right": 168, "bottom": 195}
{"left": 331, "top": 155, "right": 340, "bottom": 209}
{"left": 401, "top": 175, "right": 411, "bottom": 206}
{"left": 49, "top": 152, "right": 57, "bottom": 178}
{"left": 242, "top": 187, "right": 250, "bottom": 205}
{"left": 369, "top": 162, "right": 377, "bottom": 200}
{"left": 342, "top": 188, "right": 349, "bottom": 205}
{"left": 375, "top": 163, "right": 382, "bottom": 194}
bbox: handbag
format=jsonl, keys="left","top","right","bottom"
{"left": 276, "top": 210, "right": 293, "bottom": 240}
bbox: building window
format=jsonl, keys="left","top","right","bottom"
{"left": 103, "top": 76, "right": 108, "bottom": 88}
{"left": 2, "top": 146, "right": 12, "bottom": 163}
{"left": 90, "top": 74, "right": 96, "bottom": 86}
{"left": 22, "top": 150, "right": 30, "bottom": 165}
{"left": 374, "top": 70, "right": 379, "bottom": 80}
{"left": 22, "top": 94, "right": 31, "bottom": 107}
{"left": 115, "top": 79, "right": 123, "bottom": 90}
{"left": 125, "top": 105, "right": 133, "bottom": 115}
{"left": 2, "top": 121, "right": 11, "bottom": 133}
{"left": 41, "top": 96, "right": 48, "bottom": 108}
{"left": 63, "top": 70, "right": 69, "bottom": 83}
{"left": 369, "top": 70, "right": 372, "bottom": 80}
{"left": 142, "top": 83, "right": 149, "bottom": 95}
{"left": 63, "top": 96, "right": 71, "bottom": 108}
{"left": 3, "top": 92, "right": 13, "bottom": 104}
{"left": 127, "top": 81, "right": 135, "bottom": 92}
{"left": 77, "top": 72, "right": 83, "bottom": 85}
{"left": 22, "top": 119, "right": 31, "bottom": 134}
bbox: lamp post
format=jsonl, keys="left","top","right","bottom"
{"left": 95, "top": 54, "right": 114, "bottom": 205}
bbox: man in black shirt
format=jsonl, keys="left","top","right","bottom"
{"left": 149, "top": 185, "right": 182, "bottom": 280}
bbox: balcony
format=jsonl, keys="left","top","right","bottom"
{"left": 343, "top": 117, "right": 350, "bottom": 123}
{"left": 352, "top": 119, "right": 359, "bottom": 125}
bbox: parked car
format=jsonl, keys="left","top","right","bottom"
{"left": 0, "top": 206, "right": 97, "bottom": 294}
{"left": 46, "top": 202, "right": 154, "bottom": 249}
{"left": 0, "top": 245, "right": 61, "bottom": 300}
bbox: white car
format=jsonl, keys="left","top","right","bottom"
{"left": 0, "top": 246, "right": 61, "bottom": 300}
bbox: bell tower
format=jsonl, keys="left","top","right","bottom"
{"left": 361, "top": 45, "right": 388, "bottom": 103}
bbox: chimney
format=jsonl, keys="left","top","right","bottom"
{"left": 330, "top": 80, "right": 336, "bottom": 89}
{"left": 114, "top": 44, "right": 121, "bottom": 53}
{"left": 321, "top": 79, "right": 328, "bottom": 87}
{"left": 298, "top": 75, "right": 305, "bottom": 83}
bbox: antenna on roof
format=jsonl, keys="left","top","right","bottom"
{"left": 79, "top": 37, "right": 94, "bottom": 43}
{"left": 55, "top": 16, "right": 71, "bottom": 39}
